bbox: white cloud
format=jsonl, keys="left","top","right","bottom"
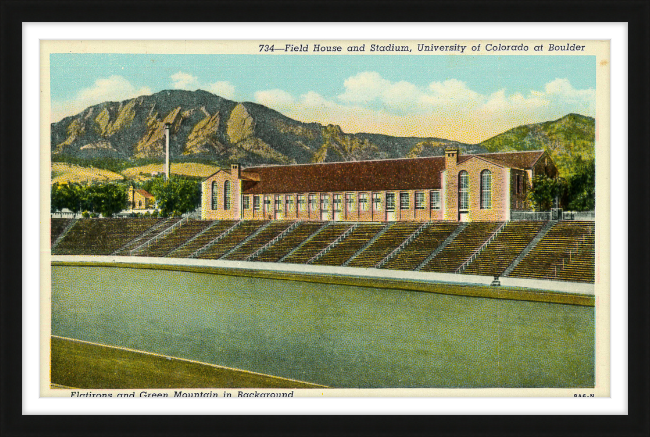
{"left": 423, "top": 79, "right": 481, "bottom": 105}
{"left": 338, "top": 72, "right": 419, "bottom": 112}
{"left": 206, "top": 81, "right": 236, "bottom": 99}
{"left": 253, "top": 73, "right": 595, "bottom": 143}
{"left": 51, "top": 75, "right": 151, "bottom": 122}
{"left": 170, "top": 72, "right": 199, "bottom": 90}
{"left": 339, "top": 71, "right": 389, "bottom": 103}
{"left": 254, "top": 89, "right": 295, "bottom": 108}
{"left": 171, "top": 71, "right": 236, "bottom": 100}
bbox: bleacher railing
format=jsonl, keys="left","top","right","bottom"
{"left": 375, "top": 221, "right": 430, "bottom": 269}
{"left": 455, "top": 221, "right": 507, "bottom": 274}
{"left": 112, "top": 218, "right": 169, "bottom": 255}
{"left": 247, "top": 221, "right": 302, "bottom": 261}
{"left": 511, "top": 210, "right": 595, "bottom": 221}
{"left": 278, "top": 222, "right": 331, "bottom": 263}
{"left": 562, "top": 211, "right": 595, "bottom": 221}
{"left": 190, "top": 221, "right": 242, "bottom": 259}
{"left": 510, "top": 211, "right": 552, "bottom": 221}
{"left": 547, "top": 228, "right": 595, "bottom": 280}
{"left": 128, "top": 217, "right": 188, "bottom": 255}
{"left": 307, "top": 224, "right": 358, "bottom": 264}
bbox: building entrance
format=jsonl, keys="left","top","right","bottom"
{"left": 333, "top": 194, "right": 342, "bottom": 221}
{"left": 320, "top": 195, "right": 332, "bottom": 221}
{"left": 385, "top": 192, "right": 396, "bottom": 221}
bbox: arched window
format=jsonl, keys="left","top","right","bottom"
{"left": 224, "top": 180, "right": 231, "bottom": 210}
{"left": 211, "top": 182, "right": 218, "bottom": 210}
{"left": 458, "top": 171, "right": 469, "bottom": 211}
{"left": 480, "top": 170, "right": 492, "bottom": 209}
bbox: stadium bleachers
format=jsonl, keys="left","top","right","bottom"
{"left": 555, "top": 232, "right": 595, "bottom": 283}
{"left": 347, "top": 222, "right": 421, "bottom": 268}
{"left": 224, "top": 221, "right": 296, "bottom": 261}
{"left": 312, "top": 223, "right": 386, "bottom": 266}
{"left": 281, "top": 223, "right": 351, "bottom": 264}
{"left": 420, "top": 222, "right": 503, "bottom": 273}
{"left": 508, "top": 221, "right": 595, "bottom": 282}
{"left": 135, "top": 220, "right": 215, "bottom": 258}
{"left": 255, "top": 222, "right": 326, "bottom": 263}
{"left": 50, "top": 217, "right": 596, "bottom": 284}
{"left": 53, "top": 218, "right": 163, "bottom": 255}
{"left": 51, "top": 218, "right": 74, "bottom": 246}
{"left": 381, "top": 222, "right": 459, "bottom": 271}
{"left": 168, "top": 220, "right": 236, "bottom": 258}
{"left": 196, "top": 221, "right": 269, "bottom": 260}
{"left": 112, "top": 218, "right": 169, "bottom": 254}
{"left": 462, "top": 221, "right": 546, "bottom": 277}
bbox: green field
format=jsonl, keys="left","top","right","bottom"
{"left": 51, "top": 336, "right": 322, "bottom": 389}
{"left": 51, "top": 265, "right": 595, "bottom": 388}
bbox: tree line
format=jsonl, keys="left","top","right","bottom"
{"left": 528, "top": 158, "right": 595, "bottom": 211}
{"left": 51, "top": 159, "right": 595, "bottom": 217}
{"left": 51, "top": 176, "right": 201, "bottom": 217}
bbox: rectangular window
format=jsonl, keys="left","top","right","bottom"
{"left": 385, "top": 193, "right": 396, "bottom": 211}
{"left": 333, "top": 194, "right": 342, "bottom": 212}
{"left": 415, "top": 192, "right": 425, "bottom": 209}
{"left": 243, "top": 196, "right": 250, "bottom": 210}
{"left": 253, "top": 195, "right": 261, "bottom": 211}
{"left": 400, "top": 192, "right": 410, "bottom": 210}
{"left": 345, "top": 193, "right": 354, "bottom": 210}
{"left": 372, "top": 193, "right": 382, "bottom": 211}
{"left": 321, "top": 194, "right": 331, "bottom": 211}
{"left": 285, "top": 195, "right": 294, "bottom": 212}
{"left": 275, "top": 196, "right": 283, "bottom": 211}
{"left": 430, "top": 191, "right": 441, "bottom": 210}
{"left": 297, "top": 195, "right": 306, "bottom": 212}
{"left": 516, "top": 175, "right": 521, "bottom": 194}
{"left": 264, "top": 196, "right": 271, "bottom": 213}
{"left": 359, "top": 193, "right": 369, "bottom": 211}
{"left": 308, "top": 194, "right": 317, "bottom": 211}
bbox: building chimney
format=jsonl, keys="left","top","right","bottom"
{"left": 164, "top": 123, "right": 171, "bottom": 181}
{"left": 129, "top": 186, "right": 135, "bottom": 209}
{"left": 231, "top": 163, "right": 241, "bottom": 178}
{"left": 445, "top": 147, "right": 459, "bottom": 168}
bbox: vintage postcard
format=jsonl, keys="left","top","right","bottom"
{"left": 41, "top": 39, "right": 610, "bottom": 399}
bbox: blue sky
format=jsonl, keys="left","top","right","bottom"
{"left": 50, "top": 54, "right": 596, "bottom": 143}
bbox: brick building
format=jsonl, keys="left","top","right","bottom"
{"left": 201, "top": 149, "right": 558, "bottom": 222}
{"left": 128, "top": 186, "right": 156, "bottom": 210}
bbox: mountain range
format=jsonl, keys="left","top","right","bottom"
{"left": 51, "top": 89, "right": 595, "bottom": 177}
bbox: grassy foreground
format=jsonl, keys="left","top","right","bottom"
{"left": 51, "top": 336, "right": 323, "bottom": 389}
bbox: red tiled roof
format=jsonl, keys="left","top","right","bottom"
{"left": 135, "top": 189, "right": 155, "bottom": 198}
{"left": 474, "top": 150, "right": 544, "bottom": 169}
{"left": 242, "top": 157, "right": 447, "bottom": 195}
{"left": 217, "top": 150, "right": 546, "bottom": 195}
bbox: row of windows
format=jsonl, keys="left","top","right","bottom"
{"left": 211, "top": 169, "right": 494, "bottom": 212}
{"left": 236, "top": 191, "right": 442, "bottom": 212}
{"left": 458, "top": 170, "right": 492, "bottom": 211}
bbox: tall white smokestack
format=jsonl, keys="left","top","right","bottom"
{"left": 164, "top": 123, "right": 171, "bottom": 181}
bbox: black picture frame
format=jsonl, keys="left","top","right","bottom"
{"left": 2, "top": 1, "right": 648, "bottom": 436}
